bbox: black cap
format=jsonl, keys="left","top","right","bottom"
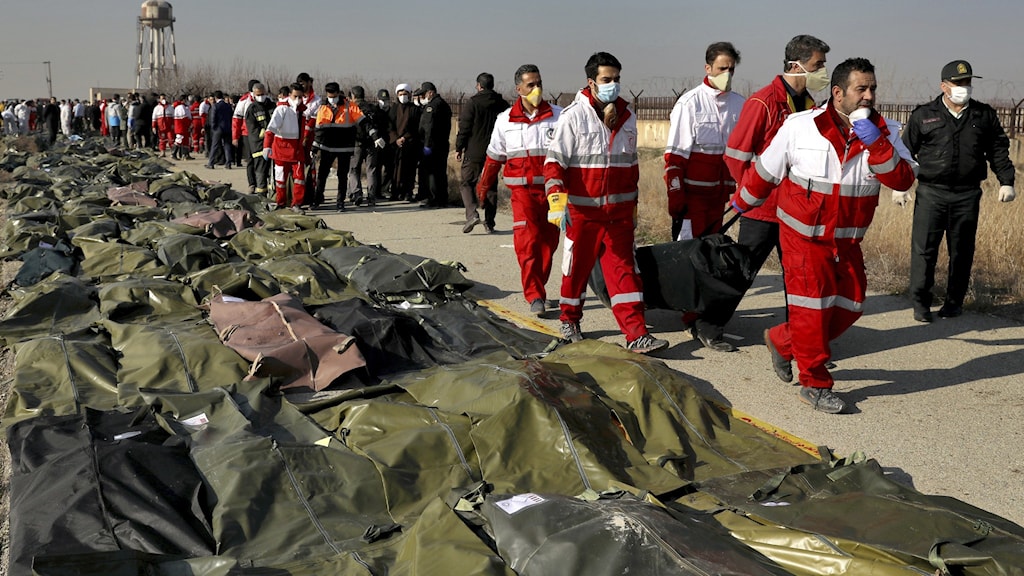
{"left": 941, "top": 60, "right": 981, "bottom": 82}
{"left": 377, "top": 88, "right": 390, "bottom": 99}
{"left": 420, "top": 81, "right": 437, "bottom": 93}
{"left": 324, "top": 82, "right": 340, "bottom": 94}
{"left": 412, "top": 87, "right": 424, "bottom": 96}
{"left": 296, "top": 72, "right": 313, "bottom": 83}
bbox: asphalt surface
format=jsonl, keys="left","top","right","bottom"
{"left": 179, "top": 156, "right": 1024, "bottom": 527}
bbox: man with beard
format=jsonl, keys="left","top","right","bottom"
{"left": 731, "top": 58, "right": 917, "bottom": 413}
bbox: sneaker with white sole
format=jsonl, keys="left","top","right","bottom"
{"left": 559, "top": 321, "right": 583, "bottom": 343}
{"left": 626, "top": 333, "right": 669, "bottom": 354}
{"left": 798, "top": 386, "right": 846, "bottom": 414}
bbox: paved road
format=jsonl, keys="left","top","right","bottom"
{"left": 180, "top": 157, "right": 1024, "bottom": 527}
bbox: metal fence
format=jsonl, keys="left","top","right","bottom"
{"left": 444, "top": 93, "right": 1024, "bottom": 138}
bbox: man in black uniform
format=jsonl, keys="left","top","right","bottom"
{"left": 902, "top": 60, "right": 1017, "bottom": 323}
{"left": 456, "top": 72, "right": 509, "bottom": 233}
{"left": 376, "top": 88, "right": 396, "bottom": 199}
{"left": 42, "top": 97, "right": 60, "bottom": 145}
{"left": 417, "top": 81, "right": 453, "bottom": 208}
{"left": 347, "top": 86, "right": 388, "bottom": 206}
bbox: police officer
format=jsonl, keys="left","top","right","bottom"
{"left": 417, "top": 82, "right": 453, "bottom": 208}
{"left": 902, "top": 60, "right": 1017, "bottom": 323}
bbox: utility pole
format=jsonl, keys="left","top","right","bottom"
{"left": 43, "top": 61, "right": 52, "bottom": 98}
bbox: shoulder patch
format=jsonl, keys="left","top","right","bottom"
{"left": 922, "top": 117, "right": 942, "bottom": 125}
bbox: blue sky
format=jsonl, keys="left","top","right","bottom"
{"left": 3, "top": 0, "right": 1023, "bottom": 104}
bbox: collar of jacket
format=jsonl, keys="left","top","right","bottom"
{"left": 774, "top": 75, "right": 816, "bottom": 112}
{"left": 815, "top": 103, "right": 890, "bottom": 160}
{"left": 509, "top": 98, "right": 553, "bottom": 124}
{"left": 580, "top": 88, "right": 629, "bottom": 131}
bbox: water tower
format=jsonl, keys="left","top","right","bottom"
{"left": 135, "top": 0, "right": 178, "bottom": 90}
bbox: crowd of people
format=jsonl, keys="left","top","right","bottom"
{"left": 1, "top": 37, "right": 1017, "bottom": 413}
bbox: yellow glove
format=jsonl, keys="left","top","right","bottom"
{"left": 547, "top": 192, "right": 568, "bottom": 228}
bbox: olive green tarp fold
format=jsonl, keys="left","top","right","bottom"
{"left": 257, "top": 254, "right": 353, "bottom": 306}
{"left": 97, "top": 277, "right": 203, "bottom": 323}
{"left": 694, "top": 457, "right": 1024, "bottom": 575}
{"left": 104, "top": 319, "right": 251, "bottom": 406}
{"left": 77, "top": 241, "right": 169, "bottom": 281}
{"left": 0, "top": 272, "right": 101, "bottom": 346}
{"left": 154, "top": 233, "right": 232, "bottom": 277}
{"left": 120, "top": 220, "right": 203, "bottom": 248}
{"left": 187, "top": 262, "right": 283, "bottom": 303}
{"left": 2, "top": 330, "right": 119, "bottom": 433}
{"left": 317, "top": 245, "right": 474, "bottom": 304}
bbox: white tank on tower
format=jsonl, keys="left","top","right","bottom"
{"left": 136, "top": 0, "right": 178, "bottom": 90}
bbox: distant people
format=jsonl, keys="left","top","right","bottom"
{"left": 456, "top": 72, "right": 510, "bottom": 234}
{"left": 264, "top": 83, "right": 310, "bottom": 210}
{"left": 172, "top": 95, "right": 194, "bottom": 160}
{"left": 2, "top": 104, "right": 17, "bottom": 135}
{"left": 42, "top": 97, "right": 60, "bottom": 144}
{"left": 136, "top": 94, "right": 154, "bottom": 149}
{"left": 389, "top": 83, "right": 421, "bottom": 202}
{"left": 59, "top": 98, "right": 73, "bottom": 138}
{"left": 190, "top": 95, "right": 204, "bottom": 155}
{"left": 244, "top": 82, "right": 274, "bottom": 197}
{"left": 731, "top": 57, "right": 917, "bottom": 414}
{"left": 206, "top": 90, "right": 234, "bottom": 169}
{"left": 14, "top": 100, "right": 30, "bottom": 134}
{"left": 417, "top": 81, "right": 452, "bottom": 208}
{"left": 902, "top": 60, "right": 1018, "bottom": 323}
{"left": 106, "top": 96, "right": 124, "bottom": 145}
{"left": 89, "top": 100, "right": 102, "bottom": 133}
{"left": 126, "top": 96, "right": 138, "bottom": 148}
{"left": 198, "top": 94, "right": 212, "bottom": 155}
{"left": 477, "top": 64, "right": 562, "bottom": 316}
{"left": 544, "top": 51, "right": 668, "bottom": 355}
{"left": 72, "top": 99, "right": 85, "bottom": 134}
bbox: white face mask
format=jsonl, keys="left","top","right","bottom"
{"left": 414, "top": 98, "right": 422, "bottom": 107}
{"left": 328, "top": 96, "right": 340, "bottom": 105}
{"left": 399, "top": 95, "right": 411, "bottom": 104}
{"left": 948, "top": 85, "right": 972, "bottom": 105}
{"left": 709, "top": 71, "right": 732, "bottom": 92}
{"left": 254, "top": 94, "right": 266, "bottom": 103}
{"left": 288, "top": 97, "right": 300, "bottom": 107}
{"left": 786, "top": 61, "right": 829, "bottom": 93}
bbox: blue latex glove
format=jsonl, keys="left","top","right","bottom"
{"left": 852, "top": 118, "right": 881, "bottom": 146}
{"left": 731, "top": 200, "right": 745, "bottom": 214}
{"left": 422, "top": 146, "right": 432, "bottom": 157}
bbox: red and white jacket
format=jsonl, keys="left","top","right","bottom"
{"left": 725, "top": 76, "right": 816, "bottom": 223}
{"left": 152, "top": 101, "right": 172, "bottom": 132}
{"left": 664, "top": 79, "right": 745, "bottom": 214}
{"left": 544, "top": 89, "right": 639, "bottom": 221}
{"left": 232, "top": 92, "right": 253, "bottom": 141}
{"left": 479, "top": 98, "right": 562, "bottom": 194}
{"left": 172, "top": 101, "right": 192, "bottom": 135}
{"left": 263, "top": 100, "right": 308, "bottom": 164}
{"left": 190, "top": 100, "right": 203, "bottom": 127}
{"left": 732, "top": 105, "right": 917, "bottom": 245}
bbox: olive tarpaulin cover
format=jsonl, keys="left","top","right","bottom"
{"left": 3, "top": 137, "right": 1024, "bottom": 575}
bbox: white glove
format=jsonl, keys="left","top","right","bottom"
{"left": 374, "top": 137, "right": 386, "bottom": 149}
{"left": 999, "top": 185, "right": 1016, "bottom": 202}
{"left": 892, "top": 190, "right": 910, "bottom": 208}
{"left": 262, "top": 147, "right": 271, "bottom": 160}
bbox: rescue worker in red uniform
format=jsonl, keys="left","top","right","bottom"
{"left": 152, "top": 94, "right": 173, "bottom": 157}
{"left": 172, "top": 95, "right": 194, "bottom": 160}
{"left": 263, "top": 83, "right": 310, "bottom": 210}
{"left": 190, "top": 95, "right": 204, "bottom": 154}
{"left": 544, "top": 52, "right": 668, "bottom": 355}
{"left": 725, "top": 34, "right": 830, "bottom": 313}
{"left": 664, "top": 42, "right": 745, "bottom": 352}
{"left": 477, "top": 64, "right": 562, "bottom": 317}
{"left": 731, "top": 58, "right": 918, "bottom": 414}
{"left": 233, "top": 79, "right": 260, "bottom": 191}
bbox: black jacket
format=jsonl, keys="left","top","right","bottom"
{"left": 354, "top": 99, "right": 389, "bottom": 146}
{"left": 455, "top": 89, "right": 509, "bottom": 162}
{"left": 244, "top": 98, "right": 274, "bottom": 150}
{"left": 390, "top": 103, "right": 420, "bottom": 145}
{"left": 419, "top": 95, "right": 452, "bottom": 151}
{"left": 902, "top": 95, "right": 1015, "bottom": 190}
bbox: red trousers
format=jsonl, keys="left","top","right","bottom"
{"left": 191, "top": 120, "right": 204, "bottom": 152}
{"left": 677, "top": 189, "right": 729, "bottom": 238}
{"left": 560, "top": 212, "right": 647, "bottom": 341}
{"left": 274, "top": 161, "right": 306, "bottom": 207}
{"left": 766, "top": 231, "right": 866, "bottom": 389}
{"left": 511, "top": 188, "right": 560, "bottom": 303}
{"left": 156, "top": 122, "right": 171, "bottom": 151}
